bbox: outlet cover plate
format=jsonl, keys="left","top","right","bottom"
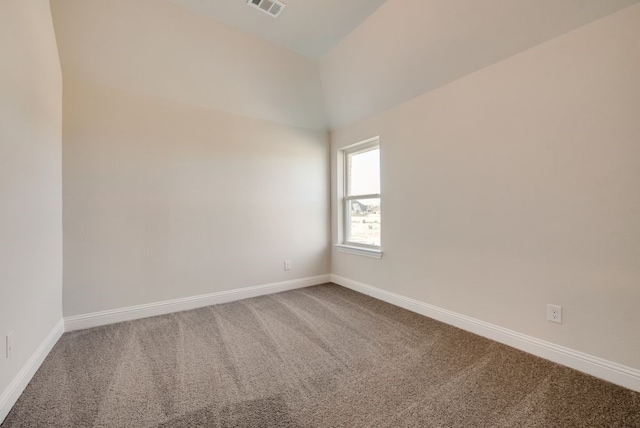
{"left": 6, "top": 331, "right": 14, "bottom": 358}
{"left": 547, "top": 304, "right": 562, "bottom": 324}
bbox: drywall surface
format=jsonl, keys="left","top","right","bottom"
{"left": 62, "top": 79, "right": 329, "bottom": 316}
{"left": 50, "top": 0, "right": 327, "bottom": 131}
{"left": 331, "top": 5, "right": 640, "bottom": 369}
{"left": 166, "top": 0, "right": 387, "bottom": 59}
{"left": 0, "top": 0, "right": 63, "bottom": 404}
{"left": 320, "top": 0, "right": 639, "bottom": 129}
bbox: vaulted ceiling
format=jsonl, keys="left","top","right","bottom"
{"left": 167, "top": 0, "right": 387, "bottom": 59}
{"left": 319, "top": 0, "right": 640, "bottom": 128}
{"left": 51, "top": 0, "right": 640, "bottom": 130}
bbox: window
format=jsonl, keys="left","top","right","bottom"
{"left": 337, "top": 137, "right": 381, "bottom": 257}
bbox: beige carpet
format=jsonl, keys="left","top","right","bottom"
{"left": 3, "top": 284, "right": 639, "bottom": 427}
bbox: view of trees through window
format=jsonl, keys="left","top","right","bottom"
{"left": 345, "top": 144, "right": 380, "bottom": 247}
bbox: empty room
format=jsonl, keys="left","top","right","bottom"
{"left": 1, "top": 0, "right": 639, "bottom": 426}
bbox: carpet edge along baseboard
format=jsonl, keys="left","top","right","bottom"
{"left": 330, "top": 274, "right": 640, "bottom": 394}
{"left": 63, "top": 274, "right": 331, "bottom": 331}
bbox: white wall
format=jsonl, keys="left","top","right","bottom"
{"left": 331, "top": 4, "right": 640, "bottom": 370}
{"left": 0, "top": 0, "right": 63, "bottom": 412}
{"left": 62, "top": 79, "right": 329, "bottom": 316}
{"left": 50, "top": 0, "right": 327, "bottom": 131}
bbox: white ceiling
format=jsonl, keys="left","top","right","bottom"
{"left": 51, "top": 0, "right": 640, "bottom": 130}
{"left": 320, "top": 0, "right": 640, "bottom": 128}
{"left": 167, "top": 0, "right": 388, "bottom": 59}
{"left": 51, "top": 0, "right": 329, "bottom": 130}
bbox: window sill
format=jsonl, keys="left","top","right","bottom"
{"left": 334, "top": 244, "right": 383, "bottom": 259}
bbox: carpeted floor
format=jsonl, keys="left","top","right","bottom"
{"left": 3, "top": 283, "right": 640, "bottom": 427}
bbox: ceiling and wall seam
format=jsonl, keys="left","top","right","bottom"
{"left": 51, "top": 0, "right": 640, "bottom": 132}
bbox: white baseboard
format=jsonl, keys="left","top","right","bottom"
{"left": 0, "top": 319, "right": 64, "bottom": 424}
{"left": 331, "top": 274, "right": 640, "bottom": 393}
{"left": 64, "top": 274, "right": 331, "bottom": 331}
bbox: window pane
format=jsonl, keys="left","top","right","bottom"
{"left": 348, "top": 148, "right": 380, "bottom": 196}
{"left": 347, "top": 198, "right": 380, "bottom": 246}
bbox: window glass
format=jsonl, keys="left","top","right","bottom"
{"left": 342, "top": 140, "right": 381, "bottom": 249}
{"left": 348, "top": 148, "right": 380, "bottom": 196}
{"left": 347, "top": 198, "right": 381, "bottom": 246}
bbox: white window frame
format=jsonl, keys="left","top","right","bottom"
{"left": 335, "top": 137, "right": 382, "bottom": 259}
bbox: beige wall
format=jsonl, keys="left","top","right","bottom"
{"left": 52, "top": 0, "right": 331, "bottom": 317}
{"left": 0, "top": 0, "right": 63, "bottom": 401}
{"left": 331, "top": 5, "right": 640, "bottom": 369}
{"left": 63, "top": 79, "right": 329, "bottom": 316}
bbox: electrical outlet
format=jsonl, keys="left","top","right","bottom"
{"left": 6, "top": 332, "right": 14, "bottom": 358}
{"left": 284, "top": 260, "right": 291, "bottom": 271}
{"left": 547, "top": 304, "right": 562, "bottom": 324}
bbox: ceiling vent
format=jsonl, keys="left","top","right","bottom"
{"left": 247, "top": 0, "right": 286, "bottom": 18}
